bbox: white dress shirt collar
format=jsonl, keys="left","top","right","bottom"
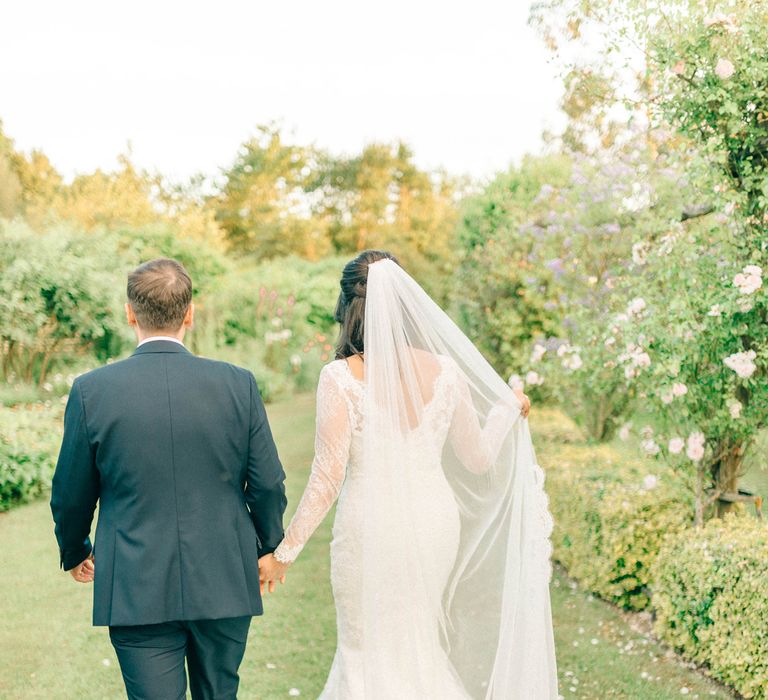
{"left": 137, "top": 336, "right": 186, "bottom": 348}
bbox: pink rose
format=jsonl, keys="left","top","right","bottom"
{"left": 715, "top": 58, "right": 735, "bottom": 80}
{"left": 669, "top": 437, "right": 685, "bottom": 455}
{"left": 671, "top": 60, "right": 686, "bottom": 76}
{"left": 686, "top": 431, "right": 706, "bottom": 462}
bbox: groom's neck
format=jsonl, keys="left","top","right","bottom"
{"left": 134, "top": 327, "right": 186, "bottom": 344}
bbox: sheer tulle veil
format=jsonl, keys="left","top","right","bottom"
{"left": 360, "top": 258, "right": 558, "bottom": 699}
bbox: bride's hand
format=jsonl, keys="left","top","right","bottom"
{"left": 258, "top": 553, "right": 288, "bottom": 594}
{"left": 513, "top": 388, "right": 531, "bottom": 418}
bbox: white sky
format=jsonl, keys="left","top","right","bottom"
{"left": 1, "top": 0, "right": 564, "bottom": 183}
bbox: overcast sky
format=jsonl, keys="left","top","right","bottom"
{"left": 1, "top": 0, "right": 564, "bottom": 183}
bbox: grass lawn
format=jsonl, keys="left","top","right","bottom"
{"left": 0, "top": 394, "right": 735, "bottom": 699}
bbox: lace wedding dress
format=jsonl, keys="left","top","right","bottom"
{"left": 274, "top": 260, "right": 558, "bottom": 699}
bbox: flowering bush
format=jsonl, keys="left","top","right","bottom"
{"left": 527, "top": 0, "right": 768, "bottom": 516}
{"left": 614, "top": 210, "right": 766, "bottom": 521}
{"left": 508, "top": 133, "right": 692, "bottom": 440}
{"left": 653, "top": 514, "right": 768, "bottom": 699}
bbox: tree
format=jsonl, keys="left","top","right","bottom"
{"left": 215, "top": 125, "right": 330, "bottom": 260}
{"left": 313, "top": 142, "right": 460, "bottom": 300}
{"left": 0, "top": 123, "right": 22, "bottom": 218}
{"left": 48, "top": 152, "right": 159, "bottom": 231}
{"left": 451, "top": 154, "right": 569, "bottom": 379}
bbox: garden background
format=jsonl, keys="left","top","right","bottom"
{"left": 1, "top": 1, "right": 767, "bottom": 698}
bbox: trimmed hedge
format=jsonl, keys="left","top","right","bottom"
{"left": 536, "top": 409, "right": 768, "bottom": 696}
{"left": 535, "top": 409, "right": 692, "bottom": 610}
{"left": 653, "top": 515, "right": 768, "bottom": 699}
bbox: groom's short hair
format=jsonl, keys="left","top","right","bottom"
{"left": 127, "top": 258, "right": 193, "bottom": 331}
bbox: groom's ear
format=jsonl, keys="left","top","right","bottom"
{"left": 183, "top": 303, "right": 194, "bottom": 329}
{"left": 125, "top": 303, "right": 138, "bottom": 327}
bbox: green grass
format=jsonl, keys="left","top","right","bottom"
{"left": 0, "top": 396, "right": 735, "bottom": 699}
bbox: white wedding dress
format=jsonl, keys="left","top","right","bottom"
{"left": 274, "top": 260, "right": 558, "bottom": 699}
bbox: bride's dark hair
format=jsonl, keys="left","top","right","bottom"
{"left": 334, "top": 250, "right": 399, "bottom": 359}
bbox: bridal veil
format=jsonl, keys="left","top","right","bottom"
{"left": 359, "top": 258, "right": 558, "bottom": 699}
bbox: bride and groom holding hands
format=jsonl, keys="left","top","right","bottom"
{"left": 51, "top": 252, "right": 558, "bottom": 699}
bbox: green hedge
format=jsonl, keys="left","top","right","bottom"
{"left": 539, "top": 415, "right": 692, "bottom": 610}
{"left": 652, "top": 515, "right": 768, "bottom": 699}
{"left": 536, "top": 409, "right": 768, "bottom": 695}
{"left": 0, "top": 403, "right": 61, "bottom": 511}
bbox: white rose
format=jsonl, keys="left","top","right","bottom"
{"left": 715, "top": 58, "right": 735, "bottom": 80}
{"left": 723, "top": 350, "right": 757, "bottom": 379}
{"left": 632, "top": 242, "right": 650, "bottom": 266}
{"left": 661, "top": 390, "right": 674, "bottom": 405}
{"left": 668, "top": 437, "right": 685, "bottom": 455}
{"left": 672, "top": 382, "right": 688, "bottom": 397}
{"left": 508, "top": 374, "right": 524, "bottom": 390}
{"left": 627, "top": 297, "right": 647, "bottom": 316}
{"left": 634, "top": 352, "right": 651, "bottom": 369}
{"left": 619, "top": 423, "right": 632, "bottom": 441}
{"left": 643, "top": 474, "right": 659, "bottom": 490}
{"left": 525, "top": 370, "right": 544, "bottom": 386}
{"left": 737, "top": 297, "right": 754, "bottom": 312}
{"left": 733, "top": 265, "right": 762, "bottom": 295}
{"left": 728, "top": 400, "right": 742, "bottom": 419}
{"left": 530, "top": 344, "right": 547, "bottom": 363}
{"left": 686, "top": 431, "right": 706, "bottom": 461}
{"left": 707, "top": 305, "right": 722, "bottom": 317}
{"left": 562, "top": 353, "right": 583, "bottom": 370}
{"left": 642, "top": 439, "right": 660, "bottom": 456}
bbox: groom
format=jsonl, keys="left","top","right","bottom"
{"left": 50, "top": 258, "right": 288, "bottom": 699}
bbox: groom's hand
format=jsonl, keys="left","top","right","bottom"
{"left": 258, "top": 553, "right": 288, "bottom": 594}
{"left": 68, "top": 553, "right": 95, "bottom": 583}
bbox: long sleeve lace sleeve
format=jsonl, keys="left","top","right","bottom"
{"left": 448, "top": 367, "right": 518, "bottom": 475}
{"left": 274, "top": 366, "right": 352, "bottom": 564}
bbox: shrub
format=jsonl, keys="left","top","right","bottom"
{"left": 652, "top": 515, "right": 768, "bottom": 699}
{"left": 193, "top": 255, "right": 343, "bottom": 401}
{"left": 535, "top": 409, "right": 692, "bottom": 610}
{"left": 0, "top": 402, "right": 62, "bottom": 511}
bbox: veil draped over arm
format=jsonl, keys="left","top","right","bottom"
{"left": 360, "top": 259, "right": 558, "bottom": 699}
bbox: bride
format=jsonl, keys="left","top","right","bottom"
{"left": 259, "top": 250, "right": 558, "bottom": 699}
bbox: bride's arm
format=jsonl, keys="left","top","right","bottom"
{"left": 273, "top": 366, "right": 352, "bottom": 564}
{"left": 448, "top": 369, "right": 519, "bottom": 475}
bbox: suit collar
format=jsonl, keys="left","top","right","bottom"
{"left": 132, "top": 340, "right": 192, "bottom": 356}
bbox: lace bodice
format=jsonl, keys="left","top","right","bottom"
{"left": 273, "top": 358, "right": 515, "bottom": 564}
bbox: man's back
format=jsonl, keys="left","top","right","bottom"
{"left": 51, "top": 340, "right": 287, "bottom": 626}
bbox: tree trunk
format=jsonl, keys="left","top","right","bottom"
{"left": 695, "top": 462, "right": 705, "bottom": 528}
{"left": 711, "top": 441, "right": 746, "bottom": 518}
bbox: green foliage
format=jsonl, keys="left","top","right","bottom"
{"left": 528, "top": 0, "right": 768, "bottom": 513}
{"left": 0, "top": 222, "right": 126, "bottom": 384}
{"left": 0, "top": 402, "right": 62, "bottom": 511}
{"left": 535, "top": 409, "right": 692, "bottom": 610}
{"left": 216, "top": 128, "right": 460, "bottom": 302}
{"left": 451, "top": 154, "right": 569, "bottom": 377}
{"left": 652, "top": 514, "right": 768, "bottom": 699}
{"left": 215, "top": 125, "right": 330, "bottom": 259}
{"left": 0, "top": 222, "right": 231, "bottom": 386}
{"left": 194, "top": 256, "right": 343, "bottom": 402}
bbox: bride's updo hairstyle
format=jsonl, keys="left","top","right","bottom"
{"left": 334, "top": 249, "right": 399, "bottom": 359}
